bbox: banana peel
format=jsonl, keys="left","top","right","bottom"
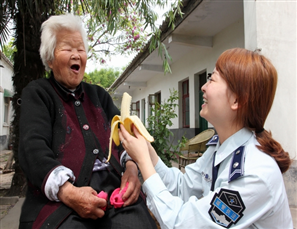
{"left": 107, "top": 92, "right": 154, "bottom": 162}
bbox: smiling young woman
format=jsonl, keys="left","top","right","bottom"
{"left": 215, "top": 48, "right": 291, "bottom": 173}
{"left": 118, "top": 48, "right": 293, "bottom": 229}
{"left": 200, "top": 68, "right": 240, "bottom": 144}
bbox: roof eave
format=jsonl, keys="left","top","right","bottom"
{"left": 108, "top": 0, "right": 203, "bottom": 92}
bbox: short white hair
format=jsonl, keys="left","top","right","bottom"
{"left": 39, "top": 13, "right": 88, "bottom": 71}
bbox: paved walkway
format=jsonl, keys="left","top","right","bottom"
{"left": 0, "top": 197, "right": 24, "bottom": 229}
{"left": 0, "top": 150, "right": 22, "bottom": 228}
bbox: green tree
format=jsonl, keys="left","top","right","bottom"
{"left": 2, "top": 38, "right": 16, "bottom": 63}
{"left": 147, "top": 89, "right": 187, "bottom": 167}
{"left": 8, "top": 0, "right": 54, "bottom": 196}
{"left": 84, "top": 6, "right": 149, "bottom": 65}
{"left": 1, "top": 0, "right": 183, "bottom": 72}
{"left": 84, "top": 68, "right": 120, "bottom": 89}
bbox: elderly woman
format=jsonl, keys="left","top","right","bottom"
{"left": 18, "top": 14, "right": 157, "bottom": 229}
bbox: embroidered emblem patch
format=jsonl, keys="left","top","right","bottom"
{"left": 209, "top": 188, "right": 245, "bottom": 228}
{"left": 202, "top": 172, "right": 212, "bottom": 182}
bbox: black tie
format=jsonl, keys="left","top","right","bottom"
{"left": 211, "top": 151, "right": 220, "bottom": 191}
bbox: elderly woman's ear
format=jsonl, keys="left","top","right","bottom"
{"left": 47, "top": 61, "right": 53, "bottom": 70}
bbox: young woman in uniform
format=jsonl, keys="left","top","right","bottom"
{"left": 119, "top": 48, "right": 293, "bottom": 228}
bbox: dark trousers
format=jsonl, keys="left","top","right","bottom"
{"left": 58, "top": 170, "right": 158, "bottom": 229}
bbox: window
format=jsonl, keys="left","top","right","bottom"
{"left": 182, "top": 80, "right": 189, "bottom": 128}
{"left": 4, "top": 97, "right": 10, "bottom": 123}
{"left": 136, "top": 101, "right": 140, "bottom": 118}
{"left": 155, "top": 92, "right": 161, "bottom": 105}
{"left": 199, "top": 72, "right": 208, "bottom": 131}
{"left": 148, "top": 92, "right": 161, "bottom": 127}
{"left": 141, "top": 99, "right": 145, "bottom": 124}
{"left": 131, "top": 101, "right": 140, "bottom": 117}
{"left": 148, "top": 92, "right": 161, "bottom": 115}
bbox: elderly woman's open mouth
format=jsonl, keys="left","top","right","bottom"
{"left": 71, "top": 64, "right": 80, "bottom": 72}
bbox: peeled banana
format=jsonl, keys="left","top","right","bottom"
{"left": 107, "top": 92, "right": 154, "bottom": 162}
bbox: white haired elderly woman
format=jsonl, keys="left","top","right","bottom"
{"left": 18, "top": 14, "right": 157, "bottom": 229}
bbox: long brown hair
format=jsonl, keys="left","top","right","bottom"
{"left": 215, "top": 48, "right": 291, "bottom": 173}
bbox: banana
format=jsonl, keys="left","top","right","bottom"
{"left": 107, "top": 92, "right": 154, "bottom": 162}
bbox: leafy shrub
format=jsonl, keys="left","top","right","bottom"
{"left": 147, "top": 89, "right": 187, "bottom": 167}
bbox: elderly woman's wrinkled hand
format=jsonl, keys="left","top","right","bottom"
{"left": 58, "top": 182, "right": 106, "bottom": 220}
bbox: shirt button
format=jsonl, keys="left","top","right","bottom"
{"left": 236, "top": 150, "right": 240, "bottom": 155}
{"left": 233, "top": 162, "right": 239, "bottom": 168}
{"left": 93, "top": 149, "right": 99, "bottom": 155}
{"left": 75, "top": 101, "right": 81, "bottom": 106}
{"left": 83, "top": 124, "right": 89, "bottom": 130}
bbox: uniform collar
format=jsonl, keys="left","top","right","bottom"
{"left": 49, "top": 72, "right": 84, "bottom": 102}
{"left": 214, "top": 128, "right": 253, "bottom": 166}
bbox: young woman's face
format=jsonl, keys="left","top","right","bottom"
{"left": 48, "top": 29, "right": 87, "bottom": 90}
{"left": 200, "top": 68, "right": 237, "bottom": 127}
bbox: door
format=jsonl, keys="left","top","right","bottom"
{"left": 199, "top": 72, "right": 208, "bottom": 131}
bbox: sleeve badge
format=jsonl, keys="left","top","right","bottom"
{"left": 208, "top": 188, "right": 246, "bottom": 228}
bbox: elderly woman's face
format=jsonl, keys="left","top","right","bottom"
{"left": 48, "top": 29, "right": 87, "bottom": 89}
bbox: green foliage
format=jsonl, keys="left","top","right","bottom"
{"left": 1, "top": 0, "right": 184, "bottom": 73}
{"left": 83, "top": 68, "right": 120, "bottom": 89}
{"left": 70, "top": 1, "right": 151, "bottom": 65}
{"left": 147, "top": 89, "right": 187, "bottom": 167}
{"left": 149, "top": 1, "right": 184, "bottom": 74}
{"left": 2, "top": 38, "right": 16, "bottom": 63}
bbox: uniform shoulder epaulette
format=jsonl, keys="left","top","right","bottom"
{"left": 206, "top": 135, "right": 219, "bottom": 146}
{"left": 229, "top": 146, "right": 245, "bottom": 182}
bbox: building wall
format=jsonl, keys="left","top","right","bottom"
{"left": 0, "top": 53, "right": 14, "bottom": 151}
{"left": 244, "top": 0, "right": 297, "bottom": 208}
{"left": 130, "top": 18, "right": 244, "bottom": 132}
{"left": 116, "top": 0, "right": 296, "bottom": 221}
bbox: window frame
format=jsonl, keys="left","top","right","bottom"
{"left": 182, "top": 80, "right": 190, "bottom": 128}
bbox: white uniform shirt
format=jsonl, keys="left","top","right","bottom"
{"left": 143, "top": 128, "right": 293, "bottom": 229}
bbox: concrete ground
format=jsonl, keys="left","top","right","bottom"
{"left": 0, "top": 149, "right": 22, "bottom": 228}
{"left": 0, "top": 151, "right": 296, "bottom": 229}
{"left": 0, "top": 197, "right": 24, "bottom": 229}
